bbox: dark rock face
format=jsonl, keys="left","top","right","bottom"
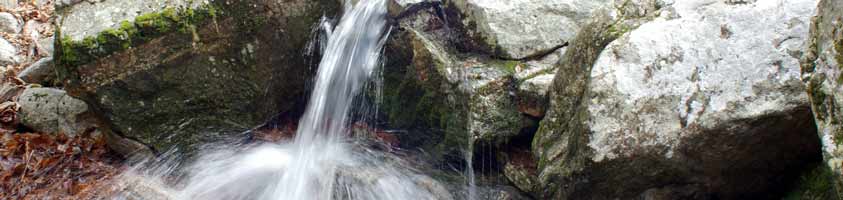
{"left": 379, "top": 11, "right": 471, "bottom": 162}
{"left": 378, "top": 1, "right": 543, "bottom": 164}
{"left": 56, "top": 0, "right": 338, "bottom": 153}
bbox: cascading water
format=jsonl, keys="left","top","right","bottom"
{"left": 114, "top": 1, "right": 451, "bottom": 199}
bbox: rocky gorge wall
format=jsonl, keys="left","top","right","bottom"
{"left": 20, "top": 0, "right": 843, "bottom": 199}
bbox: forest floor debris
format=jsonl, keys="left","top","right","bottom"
{"left": 0, "top": 1, "right": 125, "bottom": 199}
{"left": 0, "top": 132, "right": 123, "bottom": 199}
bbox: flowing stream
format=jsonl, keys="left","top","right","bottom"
{"left": 115, "top": 1, "right": 453, "bottom": 199}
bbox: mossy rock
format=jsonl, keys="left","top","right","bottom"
{"left": 56, "top": 0, "right": 339, "bottom": 154}
{"left": 531, "top": 14, "right": 624, "bottom": 199}
{"left": 379, "top": 27, "right": 470, "bottom": 162}
{"left": 377, "top": 7, "right": 526, "bottom": 164}
{"left": 58, "top": 5, "right": 219, "bottom": 72}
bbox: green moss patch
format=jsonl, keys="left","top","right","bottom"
{"left": 59, "top": 4, "right": 219, "bottom": 69}
{"left": 496, "top": 60, "right": 521, "bottom": 75}
{"left": 607, "top": 22, "right": 632, "bottom": 38}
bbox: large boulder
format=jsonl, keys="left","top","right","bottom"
{"left": 380, "top": 2, "right": 557, "bottom": 162}
{"left": 534, "top": 0, "right": 823, "bottom": 199}
{"left": 801, "top": 0, "right": 843, "bottom": 196}
{"left": 56, "top": 0, "right": 338, "bottom": 153}
{"left": 380, "top": 26, "right": 507, "bottom": 161}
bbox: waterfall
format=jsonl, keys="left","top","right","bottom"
{"left": 295, "top": 0, "right": 388, "bottom": 146}
{"left": 115, "top": 1, "right": 450, "bottom": 199}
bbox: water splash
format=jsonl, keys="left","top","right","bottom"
{"left": 114, "top": 1, "right": 451, "bottom": 199}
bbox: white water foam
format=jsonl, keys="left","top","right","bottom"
{"left": 113, "top": 1, "right": 452, "bottom": 199}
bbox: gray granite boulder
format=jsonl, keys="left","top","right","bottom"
{"left": 533, "top": 0, "right": 823, "bottom": 199}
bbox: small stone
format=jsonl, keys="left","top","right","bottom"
{"left": 23, "top": 21, "right": 46, "bottom": 57}
{"left": 37, "top": 36, "right": 54, "bottom": 57}
{"left": 57, "top": 144, "right": 68, "bottom": 152}
{"left": 0, "top": 80, "right": 23, "bottom": 102}
{"left": 17, "top": 87, "right": 62, "bottom": 134}
{"left": 0, "top": 38, "right": 19, "bottom": 66}
{"left": 17, "top": 57, "right": 55, "bottom": 85}
{"left": 17, "top": 87, "right": 96, "bottom": 137}
{"left": 0, "top": 12, "right": 19, "bottom": 34}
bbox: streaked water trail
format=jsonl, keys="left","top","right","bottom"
{"left": 114, "top": 1, "right": 450, "bottom": 199}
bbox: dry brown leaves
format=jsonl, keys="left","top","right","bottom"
{"left": 0, "top": 72, "right": 24, "bottom": 134}
{"left": 351, "top": 122, "right": 400, "bottom": 148}
{"left": 1, "top": 0, "right": 54, "bottom": 76}
{"left": 0, "top": 2, "right": 122, "bottom": 199}
{"left": 0, "top": 101, "right": 19, "bottom": 133}
{"left": 0, "top": 132, "right": 123, "bottom": 199}
{"left": 253, "top": 121, "right": 400, "bottom": 148}
{"left": 253, "top": 121, "right": 298, "bottom": 143}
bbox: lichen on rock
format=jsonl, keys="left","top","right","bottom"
{"left": 448, "top": 0, "right": 612, "bottom": 60}
{"left": 534, "top": 0, "right": 823, "bottom": 199}
{"left": 801, "top": 0, "right": 843, "bottom": 197}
